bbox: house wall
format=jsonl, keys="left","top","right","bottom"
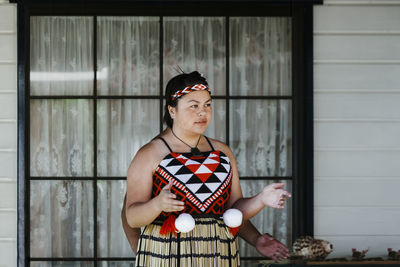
{"left": 1, "top": 0, "right": 400, "bottom": 266}
{"left": 314, "top": 0, "right": 400, "bottom": 258}
{"left": 0, "top": 0, "right": 17, "bottom": 267}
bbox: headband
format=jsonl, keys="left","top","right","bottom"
{"left": 171, "top": 84, "right": 210, "bottom": 101}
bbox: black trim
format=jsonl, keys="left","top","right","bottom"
{"left": 304, "top": 3, "right": 315, "bottom": 237}
{"left": 11, "top": 1, "right": 323, "bottom": 15}
{"left": 204, "top": 136, "right": 216, "bottom": 151}
{"left": 29, "top": 95, "right": 164, "bottom": 99}
{"left": 17, "top": 3, "right": 28, "bottom": 267}
{"left": 291, "top": 4, "right": 314, "bottom": 239}
{"left": 11, "top": 0, "right": 323, "bottom": 3}
{"left": 225, "top": 16, "right": 230, "bottom": 146}
{"left": 159, "top": 16, "right": 164, "bottom": 132}
{"left": 29, "top": 95, "right": 292, "bottom": 99}
{"left": 158, "top": 137, "right": 173, "bottom": 152}
{"left": 30, "top": 258, "right": 97, "bottom": 261}
{"left": 93, "top": 15, "right": 99, "bottom": 265}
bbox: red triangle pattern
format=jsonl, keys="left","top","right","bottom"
{"left": 205, "top": 163, "right": 219, "bottom": 173}
{"left": 153, "top": 150, "right": 232, "bottom": 216}
{"left": 185, "top": 164, "right": 201, "bottom": 174}
{"left": 196, "top": 172, "right": 212, "bottom": 183}
{"left": 172, "top": 152, "right": 189, "bottom": 165}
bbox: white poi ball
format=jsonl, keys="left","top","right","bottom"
{"left": 223, "top": 209, "right": 243, "bottom": 228}
{"left": 175, "top": 213, "right": 195, "bottom": 233}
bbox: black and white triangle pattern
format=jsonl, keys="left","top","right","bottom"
{"left": 159, "top": 151, "right": 231, "bottom": 205}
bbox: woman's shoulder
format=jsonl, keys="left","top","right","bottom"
{"left": 136, "top": 137, "right": 169, "bottom": 159}
{"left": 128, "top": 137, "right": 170, "bottom": 172}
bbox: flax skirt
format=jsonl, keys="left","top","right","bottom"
{"left": 135, "top": 217, "right": 240, "bottom": 267}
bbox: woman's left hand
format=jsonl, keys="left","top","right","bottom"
{"left": 261, "top": 183, "right": 291, "bottom": 209}
{"left": 256, "top": 233, "right": 289, "bottom": 262}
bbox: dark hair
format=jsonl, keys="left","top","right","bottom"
{"left": 163, "top": 71, "right": 209, "bottom": 128}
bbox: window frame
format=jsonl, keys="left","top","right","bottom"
{"left": 16, "top": 0, "right": 320, "bottom": 265}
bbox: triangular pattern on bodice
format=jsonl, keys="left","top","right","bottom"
{"left": 153, "top": 150, "right": 232, "bottom": 213}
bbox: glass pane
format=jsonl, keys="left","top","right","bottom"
{"left": 30, "top": 181, "right": 94, "bottom": 257}
{"left": 204, "top": 99, "right": 226, "bottom": 142}
{"left": 97, "top": 99, "right": 160, "bottom": 176}
{"left": 164, "top": 17, "right": 226, "bottom": 95}
{"left": 30, "top": 100, "right": 94, "bottom": 177}
{"left": 31, "top": 262, "right": 94, "bottom": 267}
{"left": 97, "top": 180, "right": 133, "bottom": 257}
{"left": 30, "top": 17, "right": 93, "bottom": 95}
{"left": 230, "top": 17, "right": 291, "bottom": 96}
{"left": 97, "top": 17, "right": 160, "bottom": 95}
{"left": 98, "top": 262, "right": 136, "bottom": 267}
{"left": 229, "top": 100, "right": 292, "bottom": 177}
{"left": 239, "top": 180, "right": 292, "bottom": 257}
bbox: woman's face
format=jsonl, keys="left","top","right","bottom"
{"left": 169, "top": 90, "right": 212, "bottom": 135}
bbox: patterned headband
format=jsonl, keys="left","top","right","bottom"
{"left": 171, "top": 84, "right": 211, "bottom": 101}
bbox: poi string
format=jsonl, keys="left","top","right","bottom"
{"left": 171, "top": 129, "right": 203, "bottom": 157}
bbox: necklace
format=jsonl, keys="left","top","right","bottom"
{"left": 171, "top": 129, "right": 203, "bottom": 156}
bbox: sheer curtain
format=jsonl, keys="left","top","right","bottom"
{"left": 29, "top": 15, "right": 292, "bottom": 262}
{"left": 96, "top": 17, "right": 160, "bottom": 258}
{"left": 30, "top": 16, "right": 93, "bottom": 95}
{"left": 163, "top": 17, "right": 227, "bottom": 141}
{"left": 229, "top": 17, "right": 292, "bottom": 255}
{"left": 230, "top": 17, "right": 292, "bottom": 96}
{"left": 97, "top": 17, "right": 160, "bottom": 95}
{"left": 163, "top": 17, "right": 226, "bottom": 96}
{"left": 30, "top": 17, "right": 95, "bottom": 259}
{"left": 30, "top": 16, "right": 160, "bottom": 259}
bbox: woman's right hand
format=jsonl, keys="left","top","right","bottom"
{"left": 261, "top": 183, "right": 291, "bottom": 209}
{"left": 155, "top": 181, "right": 185, "bottom": 213}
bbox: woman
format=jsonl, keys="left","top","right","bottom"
{"left": 125, "top": 71, "right": 291, "bottom": 266}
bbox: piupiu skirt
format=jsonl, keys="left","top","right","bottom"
{"left": 135, "top": 217, "right": 240, "bottom": 267}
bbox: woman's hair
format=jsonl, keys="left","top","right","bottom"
{"left": 163, "top": 71, "right": 209, "bottom": 128}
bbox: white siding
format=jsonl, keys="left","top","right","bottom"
{"left": 314, "top": 0, "right": 400, "bottom": 258}
{"left": 0, "top": 0, "right": 17, "bottom": 267}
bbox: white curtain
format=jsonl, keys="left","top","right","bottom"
{"left": 230, "top": 17, "right": 292, "bottom": 96}
{"left": 30, "top": 16, "right": 93, "bottom": 95}
{"left": 163, "top": 17, "right": 226, "bottom": 96}
{"left": 97, "top": 99, "right": 159, "bottom": 177}
{"left": 97, "top": 17, "right": 160, "bottom": 95}
{"left": 228, "top": 17, "right": 292, "bottom": 254}
{"left": 30, "top": 99, "right": 94, "bottom": 177}
{"left": 29, "top": 16, "right": 292, "bottom": 261}
{"left": 30, "top": 180, "right": 94, "bottom": 258}
{"left": 97, "top": 180, "right": 133, "bottom": 258}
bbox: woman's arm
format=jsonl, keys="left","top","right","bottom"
{"left": 239, "top": 220, "right": 289, "bottom": 262}
{"left": 125, "top": 143, "right": 185, "bottom": 228}
{"left": 121, "top": 194, "right": 141, "bottom": 254}
{"left": 217, "top": 141, "right": 290, "bottom": 262}
{"left": 222, "top": 144, "right": 291, "bottom": 220}
{"left": 233, "top": 182, "right": 291, "bottom": 220}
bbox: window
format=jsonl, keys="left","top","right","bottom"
{"left": 17, "top": 1, "right": 317, "bottom": 266}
